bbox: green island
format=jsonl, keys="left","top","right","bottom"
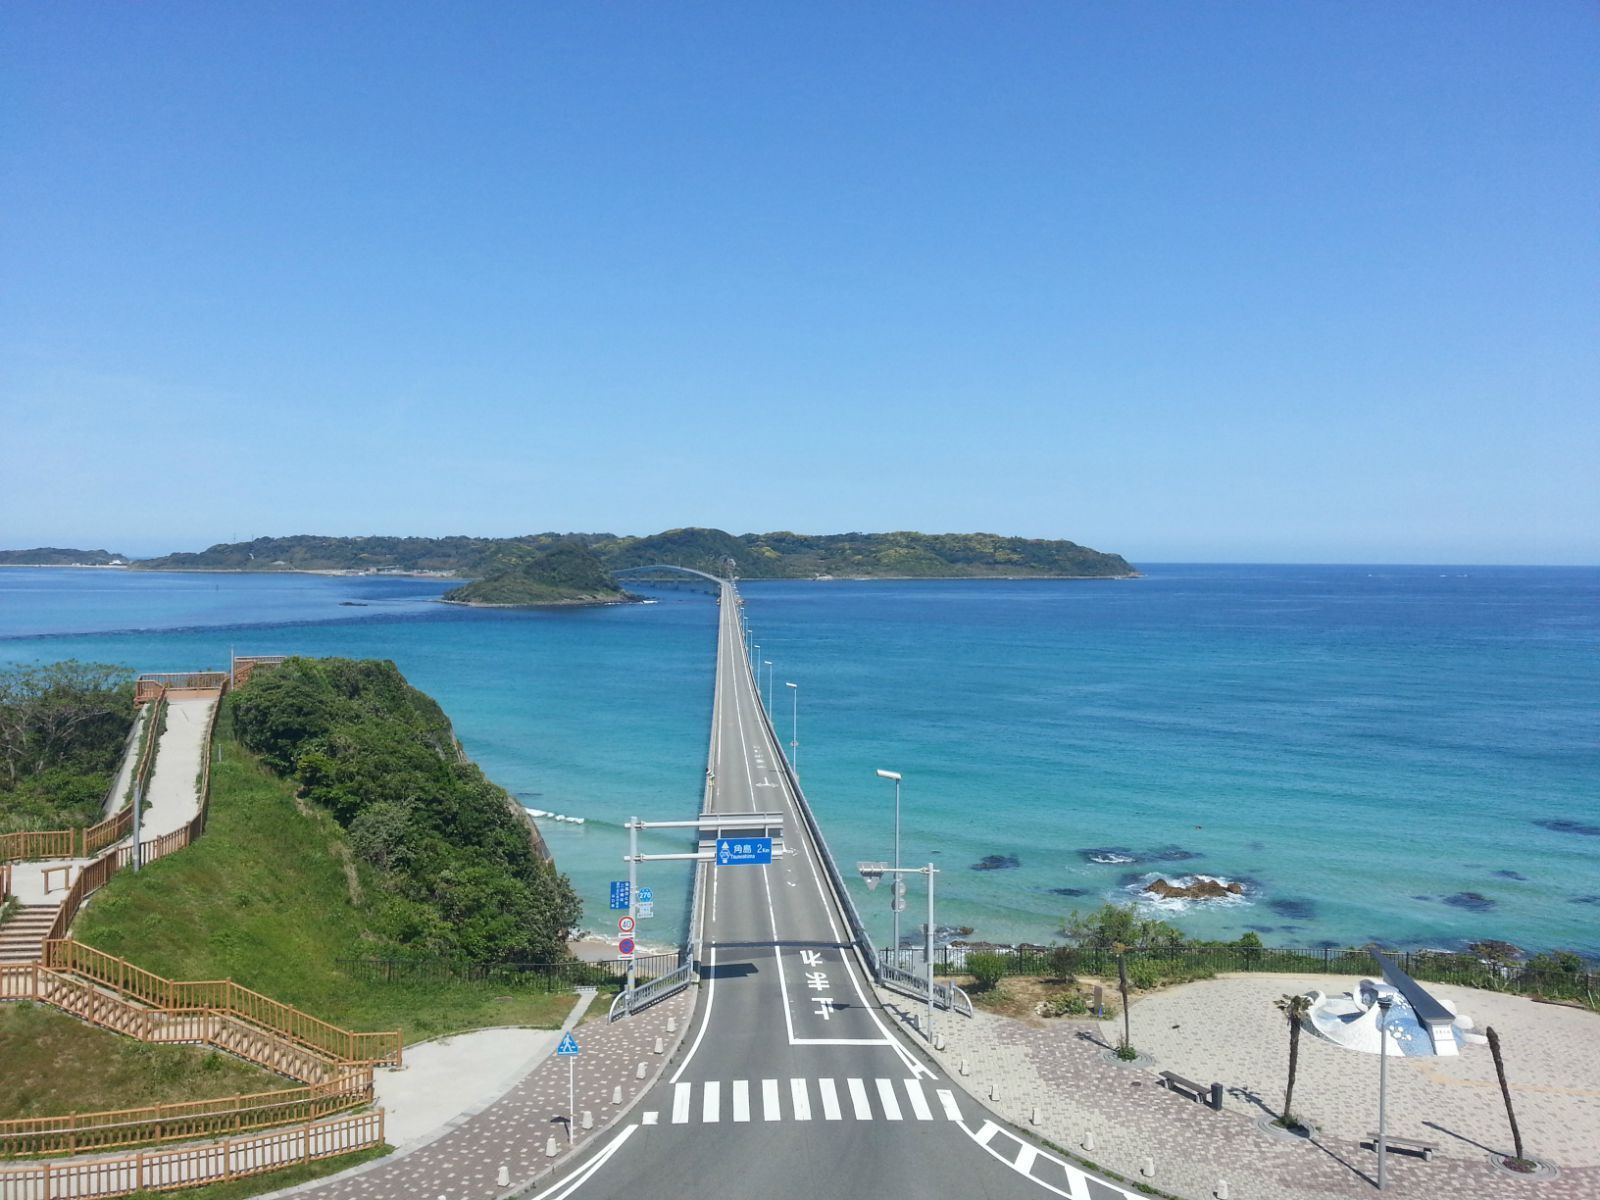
{"left": 0, "top": 547, "right": 129, "bottom": 566}
{"left": 440, "top": 541, "right": 632, "bottom": 608}
{"left": 63, "top": 526, "right": 1135, "bottom": 582}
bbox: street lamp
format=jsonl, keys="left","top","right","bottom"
{"left": 876, "top": 769, "right": 903, "bottom": 964}
{"left": 785, "top": 682, "right": 799, "bottom": 778}
{"left": 753, "top": 642, "right": 760, "bottom": 678}
{"left": 858, "top": 862, "right": 939, "bottom": 1043}
{"left": 1376, "top": 994, "right": 1394, "bottom": 1189}
{"left": 762, "top": 661, "right": 773, "bottom": 713}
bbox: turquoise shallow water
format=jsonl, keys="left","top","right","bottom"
{"left": 1, "top": 565, "right": 1596, "bottom": 956}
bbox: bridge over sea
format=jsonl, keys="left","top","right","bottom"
{"left": 552, "top": 574, "right": 1141, "bottom": 1199}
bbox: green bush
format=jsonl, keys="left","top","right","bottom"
{"left": 966, "top": 952, "right": 1008, "bottom": 992}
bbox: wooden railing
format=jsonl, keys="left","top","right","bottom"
{"left": 135, "top": 674, "right": 228, "bottom": 704}
{"left": 0, "top": 1077, "right": 371, "bottom": 1159}
{"left": 41, "top": 943, "right": 402, "bottom": 1069}
{"left": 0, "top": 831, "right": 76, "bottom": 865}
{"left": 0, "top": 1110, "right": 384, "bottom": 1199}
{"left": 0, "top": 864, "right": 11, "bottom": 903}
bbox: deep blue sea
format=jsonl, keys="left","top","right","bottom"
{"left": 2, "top": 565, "right": 1596, "bottom": 957}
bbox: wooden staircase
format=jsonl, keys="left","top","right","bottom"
{"left": 0, "top": 904, "right": 59, "bottom": 964}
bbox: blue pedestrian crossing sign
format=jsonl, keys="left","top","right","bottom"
{"left": 637, "top": 886, "right": 654, "bottom": 904}
{"left": 609, "top": 881, "right": 631, "bottom": 910}
{"left": 716, "top": 837, "right": 773, "bottom": 866}
{"left": 556, "top": 1033, "right": 581, "bottom": 1057}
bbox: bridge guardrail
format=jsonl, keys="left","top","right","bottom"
{"left": 735, "top": 585, "right": 883, "bottom": 983}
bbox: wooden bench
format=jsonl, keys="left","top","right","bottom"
{"left": 1362, "top": 1133, "right": 1437, "bottom": 1162}
{"left": 1159, "top": 1071, "right": 1220, "bottom": 1109}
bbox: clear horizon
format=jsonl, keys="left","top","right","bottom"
{"left": 4, "top": 4, "right": 1596, "bottom": 565}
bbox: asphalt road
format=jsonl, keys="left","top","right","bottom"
{"left": 542, "top": 584, "right": 1138, "bottom": 1200}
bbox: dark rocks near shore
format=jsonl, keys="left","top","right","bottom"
{"left": 1493, "top": 869, "right": 1527, "bottom": 881}
{"left": 1571, "top": 895, "right": 1600, "bottom": 906}
{"left": 1048, "top": 887, "right": 1089, "bottom": 897}
{"left": 1444, "top": 891, "right": 1497, "bottom": 912}
{"left": 972, "top": 854, "right": 1021, "bottom": 871}
{"left": 1535, "top": 818, "right": 1600, "bottom": 837}
{"left": 1143, "top": 876, "right": 1242, "bottom": 901}
{"left": 1268, "top": 897, "right": 1318, "bottom": 920}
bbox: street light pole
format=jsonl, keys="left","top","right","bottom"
{"left": 856, "top": 862, "right": 938, "bottom": 1043}
{"left": 1377, "top": 994, "right": 1394, "bottom": 1189}
{"left": 876, "top": 769, "right": 903, "bottom": 963}
{"left": 926, "top": 863, "right": 937, "bottom": 1044}
{"left": 763, "top": 661, "right": 773, "bottom": 713}
{"left": 785, "top": 681, "right": 799, "bottom": 778}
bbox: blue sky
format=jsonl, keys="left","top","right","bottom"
{"left": 3, "top": 3, "right": 1596, "bottom": 564}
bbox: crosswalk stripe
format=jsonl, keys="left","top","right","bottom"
{"left": 732, "top": 1080, "right": 750, "bottom": 1122}
{"left": 846, "top": 1078, "right": 872, "bottom": 1120}
{"left": 875, "top": 1078, "right": 903, "bottom": 1120}
{"left": 937, "top": 1088, "right": 962, "bottom": 1122}
{"left": 903, "top": 1079, "right": 933, "bottom": 1121}
{"left": 790, "top": 1078, "right": 811, "bottom": 1121}
{"left": 672, "top": 1083, "right": 691, "bottom": 1124}
{"left": 819, "top": 1078, "right": 842, "bottom": 1121}
{"left": 703, "top": 1080, "right": 721, "bottom": 1123}
{"left": 762, "top": 1079, "right": 781, "bottom": 1121}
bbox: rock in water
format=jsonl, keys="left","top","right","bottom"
{"left": 972, "top": 854, "right": 1021, "bottom": 871}
{"left": 1143, "top": 876, "right": 1243, "bottom": 901}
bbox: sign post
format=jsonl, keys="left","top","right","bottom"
{"left": 556, "top": 1032, "right": 580, "bottom": 1142}
{"left": 627, "top": 818, "right": 639, "bottom": 999}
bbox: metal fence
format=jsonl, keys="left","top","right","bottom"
{"left": 886, "top": 942, "right": 1597, "bottom": 1004}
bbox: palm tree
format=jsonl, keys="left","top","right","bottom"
{"left": 1486, "top": 1027, "right": 1526, "bottom": 1164}
{"left": 1274, "top": 992, "right": 1312, "bottom": 1126}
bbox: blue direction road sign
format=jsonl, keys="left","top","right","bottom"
{"left": 716, "top": 837, "right": 773, "bottom": 866}
{"left": 608, "top": 881, "right": 631, "bottom": 910}
{"left": 556, "top": 1033, "right": 580, "bottom": 1057}
{"left": 636, "top": 886, "right": 654, "bottom": 904}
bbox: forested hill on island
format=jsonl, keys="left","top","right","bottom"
{"left": 0, "top": 547, "right": 129, "bottom": 565}
{"left": 127, "top": 529, "right": 1137, "bottom": 580}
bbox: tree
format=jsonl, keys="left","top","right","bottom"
{"left": 1274, "top": 992, "right": 1312, "bottom": 1126}
{"left": 966, "top": 951, "right": 1007, "bottom": 992}
{"left": 1486, "top": 1027, "right": 1527, "bottom": 1165}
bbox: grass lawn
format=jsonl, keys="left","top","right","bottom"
{"left": 0, "top": 1002, "right": 283, "bottom": 1121}
{"left": 73, "top": 728, "right": 575, "bottom": 1042}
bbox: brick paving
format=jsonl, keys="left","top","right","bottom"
{"left": 883, "top": 982, "right": 1597, "bottom": 1200}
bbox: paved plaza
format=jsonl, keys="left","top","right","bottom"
{"left": 898, "top": 972, "right": 1600, "bottom": 1200}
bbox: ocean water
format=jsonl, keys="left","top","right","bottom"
{"left": 1, "top": 565, "right": 1596, "bottom": 957}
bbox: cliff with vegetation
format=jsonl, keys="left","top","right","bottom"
{"left": 442, "top": 542, "right": 630, "bottom": 607}
{"left": 125, "top": 528, "right": 1134, "bottom": 580}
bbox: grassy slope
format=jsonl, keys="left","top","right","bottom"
{"left": 73, "top": 719, "right": 572, "bottom": 1041}
{"left": 0, "top": 1003, "right": 282, "bottom": 1120}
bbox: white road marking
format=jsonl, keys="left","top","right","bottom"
{"left": 703, "top": 1080, "right": 720, "bottom": 1123}
{"left": 818, "top": 1077, "right": 842, "bottom": 1121}
{"left": 538, "top": 1123, "right": 638, "bottom": 1200}
{"left": 762, "top": 1079, "right": 780, "bottom": 1121}
{"left": 846, "top": 1077, "right": 872, "bottom": 1120}
{"left": 671, "top": 1083, "right": 691, "bottom": 1124}
{"left": 903, "top": 1078, "right": 933, "bottom": 1120}
{"left": 731, "top": 1079, "right": 750, "bottom": 1122}
{"left": 937, "top": 1088, "right": 962, "bottom": 1122}
{"left": 1014, "top": 1143, "right": 1038, "bottom": 1173}
{"left": 669, "top": 944, "right": 716, "bottom": 1084}
{"left": 976, "top": 1120, "right": 1000, "bottom": 1146}
{"left": 875, "top": 1077, "right": 903, "bottom": 1120}
{"left": 960, "top": 1121, "right": 1098, "bottom": 1200}
{"left": 642, "top": 1111, "right": 657, "bottom": 1125}
{"left": 790, "top": 1078, "right": 811, "bottom": 1121}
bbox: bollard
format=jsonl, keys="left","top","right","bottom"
{"left": 958, "top": 1058, "right": 970, "bottom": 1077}
{"left": 636, "top": 1062, "right": 647, "bottom": 1080}
{"left": 989, "top": 1083, "right": 1001, "bottom": 1102}
{"left": 1216, "top": 1182, "right": 1230, "bottom": 1200}
{"left": 611, "top": 1085, "right": 622, "bottom": 1105}
{"left": 1210, "top": 1081, "right": 1224, "bottom": 1111}
{"left": 497, "top": 1167, "right": 509, "bottom": 1187}
{"left": 654, "top": 1037, "right": 664, "bottom": 1055}
{"left": 1140, "top": 1157, "right": 1155, "bottom": 1178}
{"left": 667, "top": 1016, "right": 677, "bottom": 1033}
{"left": 581, "top": 1111, "right": 593, "bottom": 1131}
{"left": 1082, "top": 1132, "right": 1095, "bottom": 1152}
{"left": 1030, "top": 1106, "right": 1040, "bottom": 1126}
{"left": 545, "top": 1137, "right": 558, "bottom": 1158}
{"left": 935, "top": 1034, "right": 946, "bottom": 1051}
